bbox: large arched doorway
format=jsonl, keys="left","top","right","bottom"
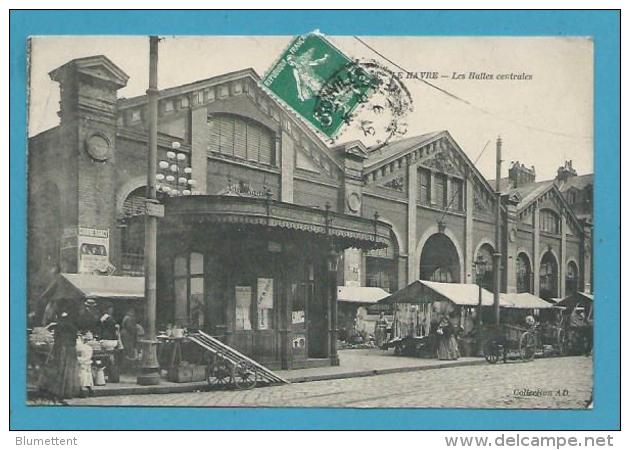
{"left": 566, "top": 261, "right": 579, "bottom": 296}
{"left": 516, "top": 252, "right": 532, "bottom": 293}
{"left": 475, "top": 243, "right": 495, "bottom": 291}
{"left": 539, "top": 251, "right": 559, "bottom": 300}
{"left": 419, "top": 233, "right": 461, "bottom": 283}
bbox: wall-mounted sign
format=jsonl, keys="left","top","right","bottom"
{"left": 344, "top": 248, "right": 361, "bottom": 287}
{"left": 78, "top": 227, "right": 110, "bottom": 274}
{"left": 217, "top": 179, "right": 269, "bottom": 198}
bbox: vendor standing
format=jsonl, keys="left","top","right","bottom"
{"left": 98, "top": 305, "right": 117, "bottom": 341}
{"left": 374, "top": 312, "right": 389, "bottom": 347}
{"left": 77, "top": 298, "right": 99, "bottom": 333}
{"left": 120, "top": 308, "right": 138, "bottom": 361}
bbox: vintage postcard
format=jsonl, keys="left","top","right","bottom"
{"left": 9, "top": 10, "right": 620, "bottom": 431}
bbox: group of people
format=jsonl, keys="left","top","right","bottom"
{"left": 37, "top": 300, "right": 143, "bottom": 399}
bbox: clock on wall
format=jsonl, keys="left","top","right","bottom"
{"left": 347, "top": 191, "right": 361, "bottom": 213}
{"left": 85, "top": 133, "right": 112, "bottom": 161}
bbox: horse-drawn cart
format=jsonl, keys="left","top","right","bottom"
{"left": 483, "top": 321, "right": 566, "bottom": 364}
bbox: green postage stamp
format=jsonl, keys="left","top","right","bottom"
{"left": 262, "top": 32, "right": 377, "bottom": 138}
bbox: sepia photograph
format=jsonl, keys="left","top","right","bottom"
{"left": 23, "top": 32, "right": 597, "bottom": 410}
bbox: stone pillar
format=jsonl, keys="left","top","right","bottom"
{"left": 503, "top": 195, "right": 520, "bottom": 293}
{"left": 533, "top": 206, "right": 540, "bottom": 296}
{"left": 407, "top": 162, "right": 418, "bottom": 282}
{"left": 190, "top": 107, "right": 208, "bottom": 194}
{"left": 397, "top": 255, "right": 408, "bottom": 290}
{"left": 559, "top": 213, "right": 567, "bottom": 298}
{"left": 464, "top": 176, "right": 474, "bottom": 284}
{"left": 280, "top": 130, "right": 294, "bottom": 203}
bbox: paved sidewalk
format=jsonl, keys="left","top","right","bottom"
{"left": 70, "top": 349, "right": 485, "bottom": 398}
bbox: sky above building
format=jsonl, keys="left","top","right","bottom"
{"left": 28, "top": 36, "right": 593, "bottom": 181}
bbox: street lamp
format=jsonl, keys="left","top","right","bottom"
{"left": 156, "top": 141, "right": 196, "bottom": 197}
{"left": 473, "top": 255, "right": 487, "bottom": 355}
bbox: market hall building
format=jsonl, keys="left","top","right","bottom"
{"left": 28, "top": 55, "right": 593, "bottom": 369}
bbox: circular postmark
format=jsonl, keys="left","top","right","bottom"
{"left": 314, "top": 59, "right": 414, "bottom": 147}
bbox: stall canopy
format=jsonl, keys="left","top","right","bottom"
{"left": 556, "top": 291, "right": 594, "bottom": 308}
{"left": 40, "top": 273, "right": 145, "bottom": 303}
{"left": 500, "top": 292, "right": 556, "bottom": 310}
{"left": 337, "top": 286, "right": 390, "bottom": 304}
{"left": 379, "top": 280, "right": 555, "bottom": 309}
{"left": 379, "top": 280, "right": 496, "bottom": 306}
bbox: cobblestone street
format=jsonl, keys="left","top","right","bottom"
{"left": 67, "top": 356, "right": 592, "bottom": 409}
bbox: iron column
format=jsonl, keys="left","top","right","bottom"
{"left": 137, "top": 35, "right": 161, "bottom": 385}
{"left": 493, "top": 136, "right": 503, "bottom": 325}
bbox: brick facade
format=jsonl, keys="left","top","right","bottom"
{"left": 27, "top": 55, "right": 593, "bottom": 308}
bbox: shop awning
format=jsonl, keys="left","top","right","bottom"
{"left": 379, "top": 280, "right": 496, "bottom": 306}
{"left": 337, "top": 286, "right": 390, "bottom": 304}
{"left": 161, "top": 195, "right": 392, "bottom": 250}
{"left": 499, "top": 292, "right": 556, "bottom": 310}
{"left": 41, "top": 273, "right": 145, "bottom": 302}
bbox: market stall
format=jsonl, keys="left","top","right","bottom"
{"left": 336, "top": 286, "right": 390, "bottom": 345}
{"left": 377, "top": 280, "right": 496, "bottom": 357}
{"left": 30, "top": 273, "right": 145, "bottom": 385}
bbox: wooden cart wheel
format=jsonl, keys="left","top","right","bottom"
{"left": 483, "top": 339, "right": 500, "bottom": 364}
{"left": 519, "top": 331, "right": 537, "bottom": 362}
{"left": 207, "top": 354, "right": 231, "bottom": 388}
{"left": 233, "top": 361, "right": 258, "bottom": 390}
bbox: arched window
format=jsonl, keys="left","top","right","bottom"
{"left": 539, "top": 209, "right": 560, "bottom": 234}
{"left": 516, "top": 253, "right": 532, "bottom": 293}
{"left": 208, "top": 115, "right": 276, "bottom": 166}
{"left": 475, "top": 244, "right": 495, "bottom": 291}
{"left": 566, "top": 261, "right": 579, "bottom": 295}
{"left": 119, "top": 187, "right": 146, "bottom": 275}
{"left": 540, "top": 251, "right": 558, "bottom": 300}
{"left": 366, "top": 231, "right": 399, "bottom": 292}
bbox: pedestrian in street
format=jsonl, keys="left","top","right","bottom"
{"left": 39, "top": 312, "right": 80, "bottom": 399}
{"left": 120, "top": 308, "right": 138, "bottom": 362}
{"left": 436, "top": 314, "right": 460, "bottom": 360}
{"left": 374, "top": 312, "right": 389, "bottom": 348}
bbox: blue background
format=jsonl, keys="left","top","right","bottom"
{"left": 9, "top": 10, "right": 620, "bottom": 430}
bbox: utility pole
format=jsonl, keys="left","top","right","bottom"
{"left": 137, "top": 35, "right": 161, "bottom": 385}
{"left": 493, "top": 136, "right": 503, "bottom": 326}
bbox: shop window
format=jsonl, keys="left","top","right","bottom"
{"left": 173, "top": 252, "right": 205, "bottom": 328}
{"left": 539, "top": 209, "right": 560, "bottom": 234}
{"left": 174, "top": 255, "right": 188, "bottom": 326}
{"left": 235, "top": 286, "right": 252, "bottom": 330}
{"left": 256, "top": 278, "right": 274, "bottom": 330}
{"left": 419, "top": 168, "right": 431, "bottom": 205}
{"left": 208, "top": 115, "right": 276, "bottom": 166}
